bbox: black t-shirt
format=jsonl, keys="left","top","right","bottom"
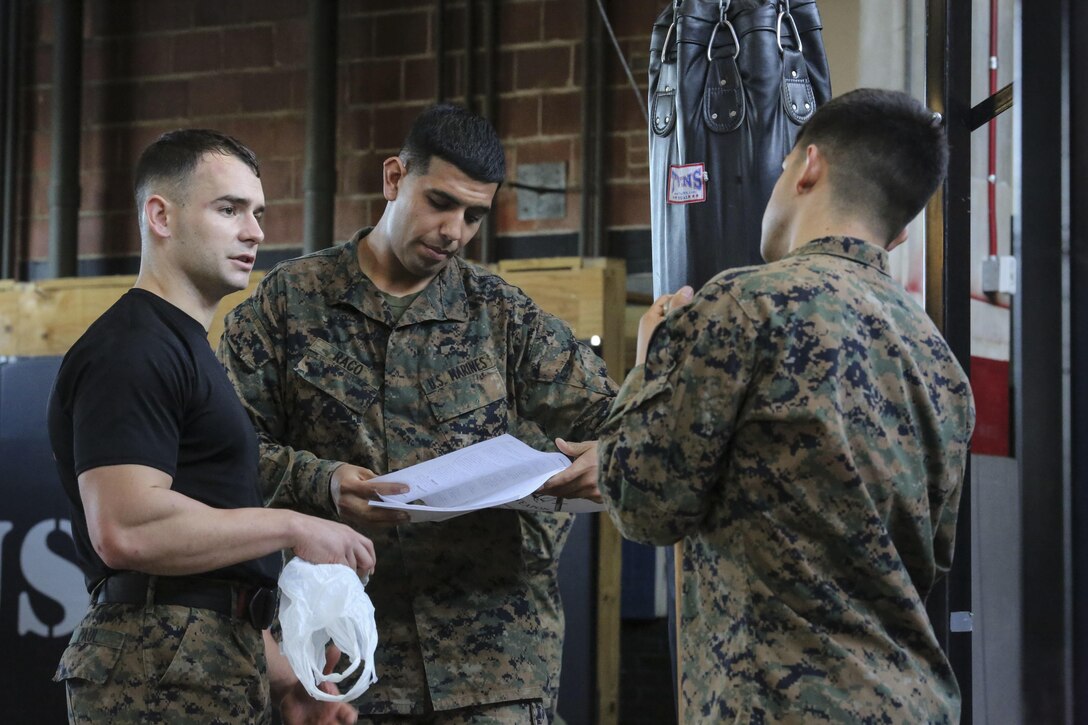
{"left": 47, "top": 289, "right": 280, "bottom": 591}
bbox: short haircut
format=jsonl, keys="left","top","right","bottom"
{"left": 134, "top": 129, "right": 260, "bottom": 214}
{"left": 794, "top": 88, "right": 948, "bottom": 243}
{"left": 399, "top": 104, "right": 506, "bottom": 184}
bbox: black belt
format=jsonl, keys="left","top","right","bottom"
{"left": 94, "top": 572, "right": 278, "bottom": 630}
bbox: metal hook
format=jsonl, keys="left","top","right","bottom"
{"left": 662, "top": 21, "right": 676, "bottom": 55}
{"left": 707, "top": 19, "right": 739, "bottom": 62}
{"left": 776, "top": 10, "right": 802, "bottom": 54}
{"left": 718, "top": 0, "right": 732, "bottom": 24}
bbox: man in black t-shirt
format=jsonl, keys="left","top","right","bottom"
{"left": 47, "top": 130, "right": 374, "bottom": 724}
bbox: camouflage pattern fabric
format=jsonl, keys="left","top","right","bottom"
{"left": 355, "top": 698, "right": 547, "bottom": 724}
{"left": 55, "top": 603, "right": 269, "bottom": 724}
{"left": 217, "top": 229, "right": 616, "bottom": 715}
{"left": 597, "top": 237, "right": 975, "bottom": 724}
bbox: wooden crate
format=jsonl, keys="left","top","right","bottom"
{"left": 495, "top": 257, "right": 625, "bottom": 725}
{"left": 0, "top": 275, "right": 263, "bottom": 356}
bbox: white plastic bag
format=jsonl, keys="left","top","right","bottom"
{"left": 277, "top": 558, "right": 378, "bottom": 702}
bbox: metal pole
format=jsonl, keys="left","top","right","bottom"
{"left": 923, "top": 0, "right": 972, "bottom": 720}
{"left": 477, "top": 0, "right": 497, "bottom": 264}
{"left": 47, "top": 0, "right": 82, "bottom": 279}
{"left": 1017, "top": 0, "right": 1073, "bottom": 721}
{"left": 1, "top": 0, "right": 23, "bottom": 279}
{"left": 435, "top": 0, "right": 446, "bottom": 103}
{"left": 580, "top": 0, "right": 606, "bottom": 258}
{"left": 463, "top": 0, "right": 476, "bottom": 113}
{"left": 302, "top": 0, "right": 338, "bottom": 254}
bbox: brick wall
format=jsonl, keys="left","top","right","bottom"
{"left": 15, "top": 0, "right": 659, "bottom": 279}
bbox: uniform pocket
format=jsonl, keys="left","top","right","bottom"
{"left": 294, "top": 343, "right": 378, "bottom": 418}
{"left": 54, "top": 626, "right": 126, "bottom": 685}
{"left": 423, "top": 365, "right": 507, "bottom": 423}
{"left": 158, "top": 611, "right": 259, "bottom": 688}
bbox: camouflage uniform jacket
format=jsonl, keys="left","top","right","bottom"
{"left": 598, "top": 237, "right": 975, "bottom": 723}
{"left": 218, "top": 228, "right": 616, "bottom": 715}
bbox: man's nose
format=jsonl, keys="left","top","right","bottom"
{"left": 243, "top": 212, "right": 264, "bottom": 245}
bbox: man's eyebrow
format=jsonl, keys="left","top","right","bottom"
{"left": 214, "top": 195, "right": 266, "bottom": 214}
{"left": 428, "top": 189, "right": 491, "bottom": 215}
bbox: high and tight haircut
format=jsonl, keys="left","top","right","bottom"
{"left": 399, "top": 104, "right": 506, "bottom": 184}
{"left": 794, "top": 88, "right": 948, "bottom": 244}
{"left": 134, "top": 129, "right": 260, "bottom": 215}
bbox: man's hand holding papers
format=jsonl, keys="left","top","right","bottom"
{"left": 368, "top": 435, "right": 605, "bottom": 522}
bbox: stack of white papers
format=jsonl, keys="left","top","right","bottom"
{"left": 369, "top": 434, "right": 604, "bottom": 522}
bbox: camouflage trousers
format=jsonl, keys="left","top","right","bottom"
{"left": 357, "top": 699, "right": 549, "bottom": 724}
{"left": 54, "top": 602, "right": 270, "bottom": 724}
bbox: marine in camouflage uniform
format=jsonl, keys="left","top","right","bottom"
{"left": 218, "top": 227, "right": 615, "bottom": 717}
{"left": 598, "top": 90, "right": 976, "bottom": 723}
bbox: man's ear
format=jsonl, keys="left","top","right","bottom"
{"left": 383, "top": 157, "right": 408, "bottom": 202}
{"left": 796, "top": 144, "right": 826, "bottom": 194}
{"left": 886, "top": 227, "right": 909, "bottom": 252}
{"left": 144, "top": 195, "right": 171, "bottom": 239}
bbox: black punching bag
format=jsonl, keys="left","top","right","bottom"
{"left": 648, "top": 0, "right": 832, "bottom": 296}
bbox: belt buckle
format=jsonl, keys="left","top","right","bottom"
{"left": 247, "top": 587, "right": 279, "bottom": 630}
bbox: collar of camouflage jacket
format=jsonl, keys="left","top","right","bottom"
{"left": 785, "top": 236, "right": 891, "bottom": 276}
{"left": 335, "top": 227, "right": 471, "bottom": 327}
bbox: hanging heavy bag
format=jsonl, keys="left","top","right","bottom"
{"left": 647, "top": 0, "right": 831, "bottom": 297}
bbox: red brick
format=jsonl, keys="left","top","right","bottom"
{"left": 334, "top": 197, "right": 370, "bottom": 242}
{"left": 495, "top": 49, "right": 516, "bottom": 93}
{"left": 223, "top": 26, "right": 276, "bottom": 70}
{"left": 373, "top": 104, "right": 428, "bottom": 152}
{"left": 499, "top": 1, "right": 543, "bottom": 45}
{"left": 513, "top": 138, "right": 574, "bottom": 166}
{"left": 82, "top": 40, "right": 109, "bottom": 83}
{"left": 274, "top": 18, "right": 308, "bottom": 67}
{"left": 81, "top": 169, "right": 135, "bottom": 214}
{"left": 136, "top": 1, "right": 196, "bottom": 33}
{"left": 339, "top": 107, "right": 374, "bottom": 151}
{"left": 28, "top": 218, "right": 49, "bottom": 260}
{"left": 127, "top": 35, "right": 177, "bottom": 78}
{"left": 606, "top": 0, "right": 668, "bottom": 39}
{"left": 239, "top": 69, "right": 303, "bottom": 113}
{"left": 30, "top": 43, "right": 51, "bottom": 85}
{"left": 193, "top": 0, "right": 249, "bottom": 28}
{"left": 174, "top": 30, "right": 223, "bottom": 74}
{"left": 496, "top": 95, "right": 539, "bottom": 139}
{"left": 30, "top": 129, "right": 51, "bottom": 173}
{"left": 541, "top": 91, "right": 581, "bottom": 136}
{"left": 606, "top": 180, "right": 651, "bottom": 227}
{"left": 270, "top": 116, "right": 308, "bottom": 157}
{"left": 215, "top": 118, "right": 279, "bottom": 160}
{"left": 30, "top": 174, "right": 51, "bottom": 217}
{"left": 404, "top": 58, "right": 438, "bottom": 101}
{"left": 438, "top": 5, "right": 466, "bottom": 52}
{"left": 258, "top": 158, "right": 297, "bottom": 202}
{"left": 338, "top": 17, "right": 375, "bottom": 61}
{"left": 79, "top": 212, "right": 140, "bottom": 257}
{"left": 87, "top": 1, "right": 139, "bottom": 38}
{"left": 260, "top": 200, "right": 304, "bottom": 247}
{"left": 189, "top": 73, "right": 244, "bottom": 117}
{"left": 607, "top": 135, "right": 628, "bottom": 178}
{"left": 341, "top": 153, "right": 376, "bottom": 196}
{"left": 373, "top": 11, "right": 431, "bottom": 58}
{"left": 134, "top": 80, "right": 189, "bottom": 121}
{"left": 625, "top": 133, "right": 648, "bottom": 169}
{"left": 609, "top": 85, "right": 647, "bottom": 133}
{"left": 542, "top": 1, "right": 581, "bottom": 41}
{"left": 247, "top": 0, "right": 307, "bottom": 23}
{"left": 347, "top": 59, "right": 402, "bottom": 105}
{"left": 605, "top": 39, "right": 651, "bottom": 87}
{"left": 515, "top": 46, "right": 572, "bottom": 90}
